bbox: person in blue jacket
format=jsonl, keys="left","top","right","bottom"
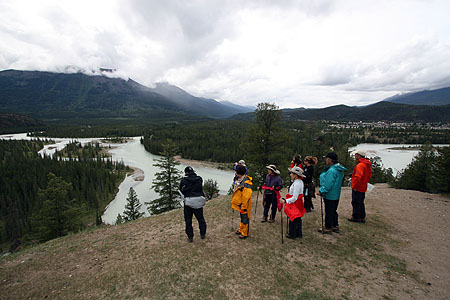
{"left": 316, "top": 152, "right": 347, "bottom": 234}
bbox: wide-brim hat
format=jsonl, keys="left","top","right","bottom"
{"left": 355, "top": 149, "right": 367, "bottom": 157}
{"left": 266, "top": 164, "right": 280, "bottom": 175}
{"left": 288, "top": 166, "right": 305, "bottom": 177}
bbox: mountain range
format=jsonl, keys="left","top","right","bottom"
{"left": 278, "top": 101, "right": 450, "bottom": 122}
{"left": 1, "top": 69, "right": 449, "bottom": 125}
{"left": 0, "top": 70, "right": 253, "bottom": 122}
{"left": 384, "top": 87, "right": 450, "bottom": 106}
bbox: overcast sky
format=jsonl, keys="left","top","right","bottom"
{"left": 1, "top": 0, "right": 450, "bottom": 108}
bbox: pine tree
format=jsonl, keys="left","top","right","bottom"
{"left": 203, "top": 179, "right": 219, "bottom": 200}
{"left": 115, "top": 213, "right": 124, "bottom": 225}
{"left": 147, "top": 140, "right": 183, "bottom": 215}
{"left": 123, "top": 187, "right": 144, "bottom": 221}
{"left": 37, "top": 173, "right": 82, "bottom": 241}
{"left": 241, "top": 102, "right": 288, "bottom": 185}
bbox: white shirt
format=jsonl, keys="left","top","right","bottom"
{"left": 286, "top": 179, "right": 304, "bottom": 204}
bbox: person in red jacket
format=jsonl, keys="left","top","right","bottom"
{"left": 348, "top": 150, "right": 372, "bottom": 223}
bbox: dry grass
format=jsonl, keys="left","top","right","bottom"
{"left": 1, "top": 186, "right": 449, "bottom": 300}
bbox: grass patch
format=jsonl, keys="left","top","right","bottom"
{"left": 0, "top": 192, "right": 432, "bottom": 299}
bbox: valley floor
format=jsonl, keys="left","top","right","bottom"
{"left": 1, "top": 184, "right": 449, "bottom": 299}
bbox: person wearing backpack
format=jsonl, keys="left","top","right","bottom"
{"left": 180, "top": 166, "right": 207, "bottom": 242}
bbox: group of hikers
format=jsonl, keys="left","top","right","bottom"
{"left": 179, "top": 150, "right": 373, "bottom": 242}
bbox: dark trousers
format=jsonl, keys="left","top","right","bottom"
{"left": 263, "top": 193, "right": 277, "bottom": 219}
{"left": 288, "top": 217, "right": 302, "bottom": 237}
{"left": 324, "top": 198, "right": 339, "bottom": 229}
{"left": 184, "top": 205, "right": 207, "bottom": 239}
{"left": 351, "top": 190, "right": 366, "bottom": 220}
{"left": 304, "top": 195, "right": 314, "bottom": 212}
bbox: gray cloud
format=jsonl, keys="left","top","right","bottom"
{"left": 0, "top": 0, "right": 449, "bottom": 108}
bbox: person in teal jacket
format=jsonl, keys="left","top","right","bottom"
{"left": 317, "top": 152, "right": 347, "bottom": 234}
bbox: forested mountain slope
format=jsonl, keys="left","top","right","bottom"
{"left": 385, "top": 87, "right": 450, "bottom": 106}
{"left": 232, "top": 101, "right": 450, "bottom": 122}
{"left": 0, "top": 70, "right": 251, "bottom": 121}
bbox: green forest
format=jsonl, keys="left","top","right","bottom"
{"left": 2, "top": 104, "right": 449, "bottom": 252}
{"left": 0, "top": 139, "right": 128, "bottom": 251}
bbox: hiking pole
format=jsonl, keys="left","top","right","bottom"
{"left": 320, "top": 196, "right": 324, "bottom": 234}
{"left": 231, "top": 209, "right": 234, "bottom": 232}
{"left": 281, "top": 198, "right": 285, "bottom": 244}
{"left": 253, "top": 188, "right": 260, "bottom": 222}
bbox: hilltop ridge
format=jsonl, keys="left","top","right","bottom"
{"left": 1, "top": 185, "right": 449, "bottom": 299}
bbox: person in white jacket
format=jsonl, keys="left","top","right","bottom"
{"left": 280, "top": 166, "right": 306, "bottom": 239}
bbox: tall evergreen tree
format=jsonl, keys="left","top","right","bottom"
{"left": 123, "top": 187, "right": 144, "bottom": 221}
{"left": 392, "top": 143, "right": 437, "bottom": 192}
{"left": 37, "top": 173, "right": 82, "bottom": 241}
{"left": 241, "top": 102, "right": 288, "bottom": 186}
{"left": 147, "top": 140, "right": 183, "bottom": 215}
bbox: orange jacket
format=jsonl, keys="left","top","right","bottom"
{"left": 231, "top": 175, "right": 253, "bottom": 213}
{"left": 351, "top": 158, "right": 372, "bottom": 192}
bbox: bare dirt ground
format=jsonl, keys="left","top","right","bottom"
{"left": 1, "top": 184, "right": 449, "bottom": 299}
{"left": 359, "top": 183, "right": 450, "bottom": 299}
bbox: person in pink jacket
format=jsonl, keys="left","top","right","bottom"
{"left": 349, "top": 150, "right": 373, "bottom": 223}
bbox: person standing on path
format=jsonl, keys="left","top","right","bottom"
{"left": 280, "top": 166, "right": 306, "bottom": 239}
{"left": 231, "top": 164, "right": 253, "bottom": 239}
{"left": 180, "top": 166, "right": 207, "bottom": 242}
{"left": 349, "top": 150, "right": 373, "bottom": 223}
{"left": 260, "top": 165, "right": 283, "bottom": 223}
{"left": 303, "top": 156, "right": 318, "bottom": 212}
{"left": 316, "top": 152, "right": 346, "bottom": 234}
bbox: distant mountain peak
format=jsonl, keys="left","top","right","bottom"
{"left": 384, "top": 87, "right": 450, "bottom": 106}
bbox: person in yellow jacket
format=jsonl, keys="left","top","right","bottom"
{"left": 231, "top": 164, "right": 253, "bottom": 239}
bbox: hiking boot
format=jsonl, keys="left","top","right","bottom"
{"left": 238, "top": 235, "right": 247, "bottom": 239}
{"left": 201, "top": 235, "right": 206, "bottom": 239}
{"left": 285, "top": 234, "right": 296, "bottom": 239}
{"left": 332, "top": 226, "right": 340, "bottom": 233}
{"left": 268, "top": 218, "right": 275, "bottom": 223}
{"left": 317, "top": 228, "right": 332, "bottom": 234}
{"left": 261, "top": 216, "right": 268, "bottom": 222}
{"left": 187, "top": 237, "right": 193, "bottom": 243}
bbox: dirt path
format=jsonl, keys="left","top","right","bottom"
{"left": 361, "top": 184, "right": 450, "bottom": 299}
{"left": 339, "top": 184, "right": 450, "bottom": 299}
